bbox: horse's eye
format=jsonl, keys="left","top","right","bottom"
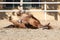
{"left": 17, "top": 13, "right": 21, "bottom": 16}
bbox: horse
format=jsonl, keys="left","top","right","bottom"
{"left": 5, "top": 11, "right": 52, "bottom": 29}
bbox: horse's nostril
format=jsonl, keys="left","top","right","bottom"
{"left": 9, "top": 16, "right": 12, "bottom": 20}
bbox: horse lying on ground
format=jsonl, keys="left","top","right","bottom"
{"left": 5, "top": 12, "right": 52, "bottom": 29}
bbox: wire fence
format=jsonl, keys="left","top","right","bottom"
{"left": 0, "top": 1, "right": 60, "bottom": 20}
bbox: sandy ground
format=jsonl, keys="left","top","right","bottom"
{"left": 0, "top": 11, "right": 60, "bottom": 40}
{"left": 0, "top": 19, "right": 60, "bottom": 40}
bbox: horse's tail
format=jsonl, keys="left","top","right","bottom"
{"left": 42, "top": 23, "right": 53, "bottom": 29}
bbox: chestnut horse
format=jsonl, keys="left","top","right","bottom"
{"left": 5, "top": 11, "right": 52, "bottom": 29}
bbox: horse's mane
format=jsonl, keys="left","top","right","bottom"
{"left": 31, "top": 15, "right": 40, "bottom": 23}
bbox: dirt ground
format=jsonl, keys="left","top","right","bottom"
{"left": 0, "top": 11, "right": 60, "bottom": 40}
{"left": 0, "top": 19, "right": 60, "bottom": 40}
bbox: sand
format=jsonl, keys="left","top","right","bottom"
{"left": 0, "top": 19, "right": 60, "bottom": 40}
{"left": 0, "top": 11, "right": 60, "bottom": 40}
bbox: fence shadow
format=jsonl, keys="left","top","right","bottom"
{"left": 0, "top": 12, "right": 8, "bottom": 20}
{"left": 47, "top": 12, "right": 58, "bottom": 20}
{"left": 46, "top": 0, "right": 59, "bottom": 20}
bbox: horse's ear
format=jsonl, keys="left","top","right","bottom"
{"left": 12, "top": 12, "right": 15, "bottom": 16}
{"left": 18, "top": 6, "right": 21, "bottom": 10}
